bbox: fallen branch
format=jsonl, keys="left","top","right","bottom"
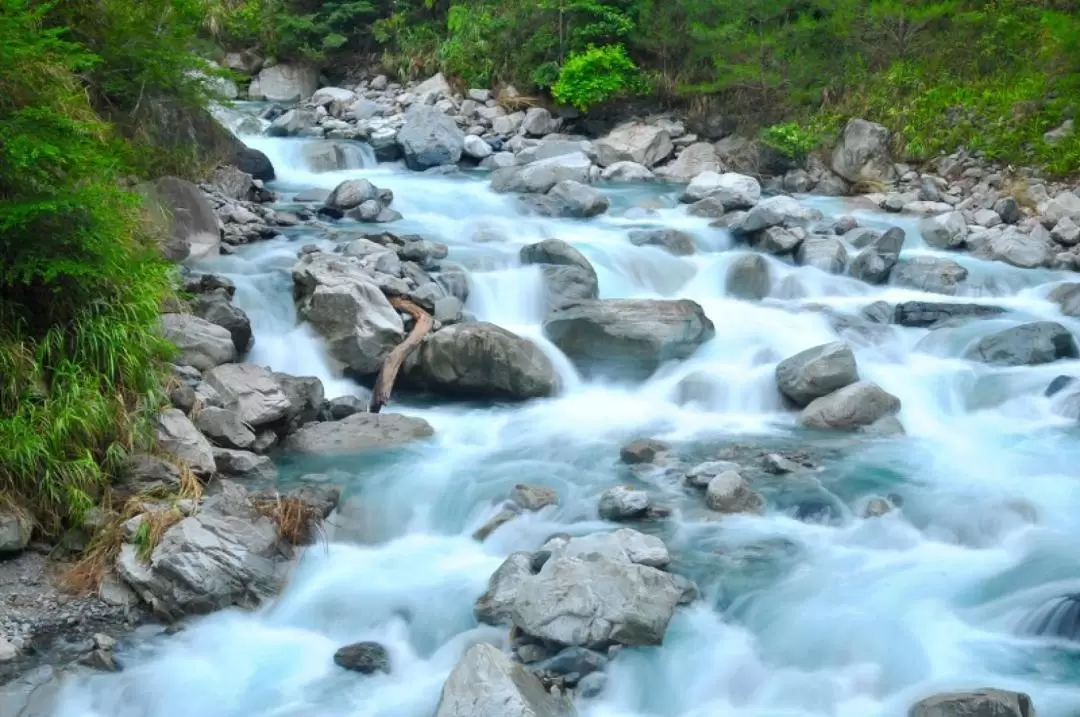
{"left": 369, "top": 296, "right": 433, "bottom": 414}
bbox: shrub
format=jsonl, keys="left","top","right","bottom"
{"left": 760, "top": 122, "right": 821, "bottom": 163}
{"left": 552, "top": 43, "right": 644, "bottom": 111}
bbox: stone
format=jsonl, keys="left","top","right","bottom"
{"left": 156, "top": 408, "right": 215, "bottom": 474}
{"left": 741, "top": 195, "right": 823, "bottom": 232}
{"left": 656, "top": 143, "right": 720, "bottom": 181}
{"left": 725, "top": 254, "right": 772, "bottom": 300}
{"left": 543, "top": 299, "right": 715, "bottom": 379}
{"left": 476, "top": 551, "right": 535, "bottom": 625}
{"left": 325, "top": 179, "right": 379, "bottom": 212}
{"left": 160, "top": 314, "right": 236, "bottom": 371}
{"left": 598, "top": 486, "right": 651, "bottom": 521}
{"left": 919, "top": 211, "right": 967, "bottom": 250}
{"left": 523, "top": 107, "right": 559, "bottom": 136}
{"left": 0, "top": 510, "right": 31, "bottom": 554}
{"left": 798, "top": 381, "right": 901, "bottom": 430}
{"left": 908, "top": 689, "right": 1035, "bottom": 717}
{"left": 620, "top": 438, "right": 668, "bottom": 464}
{"left": 963, "top": 321, "right": 1079, "bottom": 366}
{"left": 986, "top": 229, "right": 1052, "bottom": 269}
{"left": 117, "top": 454, "right": 182, "bottom": 495}
{"left": 594, "top": 123, "right": 673, "bottom": 168}
{"left": 705, "top": 472, "right": 763, "bottom": 513}
{"left": 191, "top": 290, "right": 253, "bottom": 354}
{"left": 995, "top": 197, "right": 1022, "bottom": 224}
{"left": 397, "top": 107, "right": 466, "bottom": 170}
{"left": 1044, "top": 191, "right": 1080, "bottom": 225}
{"left": 492, "top": 152, "right": 592, "bottom": 194}
{"left": 554, "top": 529, "right": 671, "bottom": 569}
{"left": 517, "top": 138, "right": 593, "bottom": 165}
{"left": 891, "top": 257, "right": 968, "bottom": 295}
{"left": 510, "top": 484, "right": 559, "bottom": 511}
{"left": 775, "top": 342, "right": 859, "bottom": 407}
{"left": 232, "top": 146, "right": 275, "bottom": 181}
{"left": 193, "top": 406, "right": 256, "bottom": 450}
{"left": 463, "top": 134, "right": 494, "bottom": 160}
{"left": 544, "top": 180, "right": 610, "bottom": 218}
{"left": 145, "top": 176, "right": 220, "bottom": 262}
{"left": 685, "top": 461, "right": 741, "bottom": 488}
{"left": 831, "top": 118, "right": 896, "bottom": 184}
{"left": 687, "top": 196, "right": 728, "bottom": 218}
{"left": 796, "top": 236, "right": 848, "bottom": 274}
{"left": 413, "top": 72, "right": 452, "bottom": 104}
{"left": 253, "top": 63, "right": 318, "bottom": 102}
{"left": 628, "top": 229, "right": 696, "bottom": 256}
{"left": 334, "top": 642, "right": 391, "bottom": 675}
{"left": 202, "top": 363, "right": 292, "bottom": 427}
{"left": 407, "top": 322, "right": 558, "bottom": 400}
{"left": 1052, "top": 216, "right": 1080, "bottom": 245}
{"left": 974, "top": 209, "right": 1003, "bottom": 228}
{"left": 212, "top": 448, "right": 276, "bottom": 480}
{"left": 520, "top": 238, "right": 595, "bottom": 274}
{"left": 757, "top": 226, "right": 804, "bottom": 255}
{"left": 1049, "top": 283, "right": 1080, "bottom": 316}
{"left": 273, "top": 372, "right": 326, "bottom": 426}
{"left": 433, "top": 643, "right": 574, "bottom": 717}
{"left": 862, "top": 497, "right": 894, "bottom": 518}
{"left": 537, "top": 265, "right": 599, "bottom": 310}
{"left": 763, "top": 454, "right": 800, "bottom": 474}
{"left": 893, "top": 301, "right": 1007, "bottom": 328}
{"left": 850, "top": 227, "right": 905, "bottom": 285}
{"left": 683, "top": 171, "right": 761, "bottom": 209}
{"left": 267, "top": 108, "right": 318, "bottom": 137}
{"left": 601, "top": 161, "right": 654, "bottom": 182}
{"left": 283, "top": 412, "right": 434, "bottom": 454}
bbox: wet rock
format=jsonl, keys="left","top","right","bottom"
{"left": 762, "top": 453, "right": 800, "bottom": 474}
{"left": 397, "top": 107, "right": 465, "bottom": 170}
{"left": 492, "top": 152, "right": 592, "bottom": 194}
{"left": 520, "top": 241, "right": 599, "bottom": 310}
{"left": 433, "top": 643, "right": 575, "bottom": 717}
{"left": 156, "top": 408, "right": 215, "bottom": 474}
{"left": 577, "top": 672, "right": 606, "bottom": 699}
{"left": 775, "top": 342, "right": 859, "bottom": 407}
{"left": 327, "top": 395, "right": 367, "bottom": 420}
{"left": 193, "top": 406, "right": 256, "bottom": 450}
{"left": 628, "top": 229, "right": 696, "bottom": 256}
{"left": 191, "top": 290, "right": 253, "bottom": 354}
{"left": 601, "top": 161, "right": 654, "bottom": 182}
{"left": 284, "top": 412, "right": 433, "bottom": 453}
{"left": 520, "top": 238, "right": 595, "bottom": 274}
{"left": 831, "top": 119, "right": 896, "bottom": 184}
{"left": 682, "top": 171, "right": 761, "bottom": 208}
{"left": 462, "top": 134, "right": 493, "bottom": 160}
{"left": 160, "top": 314, "right": 236, "bottom": 371}
{"left": 325, "top": 179, "right": 380, "bottom": 213}
{"left": 986, "top": 228, "right": 1053, "bottom": 269}
{"left": 919, "top": 211, "right": 967, "bottom": 250}
{"left": 554, "top": 528, "right": 671, "bottom": 568}
{"left": 685, "top": 461, "right": 741, "bottom": 488}
{"left": 620, "top": 438, "right": 669, "bottom": 464}
{"left": 705, "top": 471, "right": 764, "bottom": 513}
{"left": 407, "top": 322, "right": 558, "bottom": 400}
{"left": 893, "top": 301, "right": 1007, "bottom": 328}
{"left": 476, "top": 551, "right": 534, "bottom": 625}
{"left": 796, "top": 236, "right": 848, "bottom": 274}
{"left": 532, "top": 646, "right": 608, "bottom": 680}
{"left": 846, "top": 228, "right": 883, "bottom": 248}
{"left": 725, "top": 254, "right": 772, "bottom": 300}
{"left": 798, "top": 381, "right": 901, "bottom": 431}
{"left": 598, "top": 486, "right": 651, "bottom": 521}
{"left": 334, "top": 641, "right": 390, "bottom": 675}
{"left": 741, "top": 196, "right": 823, "bottom": 232}
{"left": 543, "top": 299, "right": 715, "bottom": 380}
{"left": 472, "top": 507, "right": 520, "bottom": 541}
{"left": 202, "top": 363, "right": 292, "bottom": 428}
{"left": 756, "top": 226, "right": 805, "bottom": 255}
{"left": 511, "top": 484, "right": 559, "bottom": 511}
{"left": 963, "top": 321, "right": 1079, "bottom": 366}
{"left": 908, "top": 689, "right": 1035, "bottom": 717}
{"left": 1045, "top": 375, "right": 1077, "bottom": 398}
{"left": 862, "top": 496, "right": 894, "bottom": 518}
{"left": 267, "top": 108, "right": 318, "bottom": 137}
{"left": 1049, "top": 283, "right": 1080, "bottom": 316}
{"left": 686, "top": 196, "right": 729, "bottom": 218}
{"left": 594, "top": 123, "right": 673, "bottom": 168}
{"left": 849, "top": 227, "right": 906, "bottom": 285}
{"left": 540, "top": 180, "right": 610, "bottom": 218}
{"left": 891, "top": 256, "right": 968, "bottom": 295}
{"left": 272, "top": 372, "right": 326, "bottom": 427}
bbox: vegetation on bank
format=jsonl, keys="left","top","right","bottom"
{"left": 214, "top": 0, "right": 1080, "bottom": 175}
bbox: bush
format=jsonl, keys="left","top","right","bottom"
{"left": 552, "top": 44, "right": 644, "bottom": 111}
{"left": 759, "top": 122, "right": 821, "bottom": 163}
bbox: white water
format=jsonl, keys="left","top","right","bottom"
{"left": 52, "top": 109, "right": 1080, "bottom": 717}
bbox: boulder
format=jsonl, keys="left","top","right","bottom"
{"left": 705, "top": 472, "right": 763, "bottom": 513}
{"left": 412, "top": 72, "right": 452, "bottom": 104}
{"left": 537, "top": 265, "right": 599, "bottom": 310}
{"left": 775, "top": 342, "right": 859, "bottom": 407}
{"left": 491, "top": 152, "right": 592, "bottom": 194}
{"left": 1052, "top": 216, "right": 1080, "bottom": 245}
{"left": 849, "top": 227, "right": 905, "bottom": 285}
{"left": 986, "top": 229, "right": 1053, "bottom": 269}
{"left": 629, "top": 229, "right": 696, "bottom": 256}
{"left": 741, "top": 196, "right": 823, "bottom": 232}
{"left": 891, "top": 256, "right": 968, "bottom": 295}
{"left": 273, "top": 372, "right": 326, "bottom": 426}
{"left": 407, "top": 323, "right": 558, "bottom": 400}
{"left": 656, "top": 143, "right": 720, "bottom": 181}
{"left": 516, "top": 139, "right": 594, "bottom": 165}
{"left": 523, "top": 107, "right": 559, "bottom": 136}
{"left": 334, "top": 642, "right": 391, "bottom": 675}
{"left": 908, "top": 689, "right": 1035, "bottom": 717}
{"left": 725, "top": 254, "right": 772, "bottom": 300}
{"left": 191, "top": 290, "right": 253, "bottom": 354}
{"left": 396, "top": 107, "right": 465, "bottom": 170}
{"left": 146, "top": 176, "right": 220, "bottom": 262}
{"left": 476, "top": 551, "right": 534, "bottom": 626}
{"left": 310, "top": 86, "right": 357, "bottom": 115}
{"left": 232, "top": 146, "right": 274, "bottom": 181}
{"left": 213, "top": 448, "right": 277, "bottom": 480}
{"left": 797, "top": 236, "right": 848, "bottom": 274}
{"left": 553, "top": 528, "right": 671, "bottom": 569}
{"left": 620, "top": 438, "right": 669, "bottom": 464}
{"left": 202, "top": 363, "right": 291, "bottom": 427}
{"left": 919, "top": 212, "right": 967, "bottom": 250}
{"left": 594, "top": 123, "right": 673, "bottom": 168}
{"left": 283, "top": 412, "right": 434, "bottom": 454}
{"left": 963, "top": 321, "right": 1079, "bottom": 366}
{"left": 601, "top": 161, "right": 654, "bottom": 182}
{"left": 325, "top": 179, "right": 380, "bottom": 213}
{"left": 267, "top": 108, "right": 318, "bottom": 137}
{"left": 463, "top": 134, "right": 494, "bottom": 160}
{"left": 683, "top": 171, "right": 761, "bottom": 209}
{"left": 1044, "top": 192, "right": 1080, "bottom": 225}
{"left": 0, "top": 509, "right": 31, "bottom": 554}
{"left": 597, "top": 486, "right": 651, "bottom": 521}
{"left": 893, "top": 301, "right": 1007, "bottom": 328}
{"left": 543, "top": 180, "right": 610, "bottom": 218}
{"left": 831, "top": 119, "right": 896, "bottom": 184}
{"left": 798, "top": 381, "right": 901, "bottom": 430}
{"left": 1049, "top": 283, "right": 1080, "bottom": 316}
{"left": 543, "top": 299, "right": 715, "bottom": 379}
{"left": 160, "top": 314, "right": 236, "bottom": 371}
{"left": 293, "top": 253, "right": 404, "bottom": 375}
{"left": 253, "top": 64, "right": 317, "bottom": 102}
{"left": 193, "top": 406, "right": 256, "bottom": 450}
{"left": 433, "top": 643, "right": 575, "bottom": 717}
{"left": 156, "top": 409, "right": 216, "bottom": 474}
{"left": 520, "top": 238, "right": 595, "bottom": 274}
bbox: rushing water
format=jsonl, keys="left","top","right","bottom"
{"left": 51, "top": 107, "right": 1080, "bottom": 717}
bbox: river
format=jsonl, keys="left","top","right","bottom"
{"left": 51, "top": 106, "right": 1080, "bottom": 717}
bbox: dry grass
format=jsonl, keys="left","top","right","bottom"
{"left": 851, "top": 176, "right": 889, "bottom": 194}
{"left": 496, "top": 88, "right": 540, "bottom": 112}
{"left": 255, "top": 493, "right": 324, "bottom": 545}
{"left": 1005, "top": 175, "right": 1038, "bottom": 210}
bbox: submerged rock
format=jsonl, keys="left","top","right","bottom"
{"left": 893, "top": 301, "right": 1007, "bottom": 328}
{"left": 890, "top": 256, "right": 968, "bottom": 296}
{"left": 334, "top": 642, "right": 391, "bottom": 675}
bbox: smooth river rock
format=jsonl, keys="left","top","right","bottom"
{"left": 798, "top": 381, "right": 901, "bottom": 430}
{"left": 963, "top": 321, "right": 1079, "bottom": 366}
{"left": 775, "top": 342, "right": 859, "bottom": 407}
{"left": 283, "top": 412, "right": 433, "bottom": 453}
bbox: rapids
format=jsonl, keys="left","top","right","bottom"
{"left": 51, "top": 105, "right": 1080, "bottom": 717}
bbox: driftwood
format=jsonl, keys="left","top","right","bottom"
{"left": 368, "top": 296, "right": 433, "bottom": 413}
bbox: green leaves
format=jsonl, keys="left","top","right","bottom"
{"left": 552, "top": 43, "right": 644, "bottom": 110}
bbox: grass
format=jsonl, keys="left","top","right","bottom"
{"left": 254, "top": 493, "right": 325, "bottom": 545}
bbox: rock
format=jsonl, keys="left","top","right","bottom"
{"left": 191, "top": 290, "right": 253, "bottom": 354}
{"left": 473, "top": 507, "right": 519, "bottom": 542}
{"left": 1049, "top": 283, "right": 1080, "bottom": 316}
{"left": 117, "top": 454, "right": 182, "bottom": 495}
{"left": 511, "top": 484, "right": 559, "bottom": 511}
{"left": 213, "top": 448, "right": 276, "bottom": 480}
{"left": 683, "top": 171, "right": 761, "bottom": 209}
{"left": 537, "top": 264, "right": 599, "bottom": 310}
{"left": 986, "top": 229, "right": 1052, "bottom": 268}
{"left": 334, "top": 642, "right": 390, "bottom": 675}
{"left": 521, "top": 238, "right": 596, "bottom": 275}
{"left": 919, "top": 211, "right": 967, "bottom": 250}
{"left": 687, "top": 196, "right": 729, "bottom": 218}
{"left": 891, "top": 257, "right": 968, "bottom": 295}
{"left": 156, "top": 408, "right": 215, "bottom": 474}
{"left": 544, "top": 180, "right": 610, "bottom": 218}
{"left": 594, "top": 123, "right": 673, "bottom": 168}
{"left": 685, "top": 461, "right": 741, "bottom": 488}
{"left": 577, "top": 672, "right": 606, "bottom": 699}
{"left": 253, "top": 63, "right": 318, "bottom": 102}
{"left": 325, "top": 179, "right": 379, "bottom": 212}
{"left": 0, "top": 510, "right": 31, "bottom": 554}
{"left": 543, "top": 299, "right": 715, "bottom": 379}
{"left": 974, "top": 209, "right": 1003, "bottom": 228}
{"left": 116, "top": 481, "right": 283, "bottom": 617}
{"left": 831, "top": 119, "right": 896, "bottom": 184}
{"left": 1044, "top": 191, "right": 1080, "bottom": 225}
{"left": 893, "top": 301, "right": 1007, "bottom": 328}
{"left": 412, "top": 72, "right": 452, "bottom": 104}
{"left": 267, "top": 108, "right": 318, "bottom": 137}
{"left": 397, "top": 107, "right": 465, "bottom": 170}
{"left": 629, "top": 229, "right": 695, "bottom": 256}
{"left": 846, "top": 228, "right": 883, "bottom": 248}
{"left": 756, "top": 226, "right": 804, "bottom": 255}
{"left": 620, "top": 438, "right": 668, "bottom": 464}
{"left": 160, "top": 314, "right": 236, "bottom": 371}
{"left": 775, "top": 342, "right": 859, "bottom": 407}
{"left": 741, "top": 196, "right": 823, "bottom": 232}
{"left": 273, "top": 372, "right": 325, "bottom": 426}
{"left": 433, "top": 643, "right": 574, "bottom": 717}
{"left": 705, "top": 472, "right": 763, "bottom": 513}
{"left": 849, "top": 227, "right": 905, "bottom": 285}
{"left": 408, "top": 323, "right": 558, "bottom": 400}
{"left": 293, "top": 253, "right": 404, "bottom": 375}
{"left": 222, "top": 50, "right": 263, "bottom": 75}
{"left": 798, "top": 381, "right": 901, "bottom": 431}
{"left": 145, "top": 176, "right": 220, "bottom": 262}
{"left": 476, "top": 551, "right": 534, "bottom": 625}
{"left": 516, "top": 139, "right": 593, "bottom": 165}
{"left": 995, "top": 197, "right": 1022, "bottom": 224}
{"left": 232, "top": 146, "right": 275, "bottom": 181}
{"left": 523, "top": 107, "right": 559, "bottom": 136}
{"left": 311, "top": 86, "right": 357, "bottom": 114}
{"left": 283, "top": 412, "right": 434, "bottom": 454}
{"left": 601, "top": 161, "right": 654, "bottom": 182}
{"left": 554, "top": 528, "right": 671, "bottom": 568}
{"left": 202, "top": 363, "right": 291, "bottom": 427}
{"left": 193, "top": 407, "right": 256, "bottom": 450}
{"left": 963, "top": 321, "right": 1079, "bottom": 366}
{"left": 208, "top": 166, "right": 257, "bottom": 202}
{"left": 725, "top": 254, "right": 772, "bottom": 300}
{"left": 796, "top": 236, "right": 848, "bottom": 274}
{"left": 762, "top": 454, "right": 800, "bottom": 474}
{"left": 598, "top": 486, "right": 651, "bottom": 521}
{"left": 1052, "top": 216, "right": 1080, "bottom": 245}
{"left": 492, "top": 152, "right": 592, "bottom": 194}
{"left": 463, "top": 134, "right": 494, "bottom": 160}
{"left": 657, "top": 143, "right": 720, "bottom": 180}
{"left": 532, "top": 646, "right": 608, "bottom": 680}
{"left": 863, "top": 497, "right": 894, "bottom": 518}
{"left": 511, "top": 554, "right": 684, "bottom": 647}
{"left": 327, "top": 395, "right": 367, "bottom": 420}
{"left": 908, "top": 689, "right": 1035, "bottom": 717}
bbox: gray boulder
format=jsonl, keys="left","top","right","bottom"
{"left": 1049, "top": 283, "right": 1080, "bottom": 317}
{"left": 476, "top": 551, "right": 534, "bottom": 625}
{"left": 267, "top": 108, "right": 318, "bottom": 137}
{"left": 539, "top": 180, "right": 610, "bottom": 218}
{"left": 160, "top": 314, "right": 236, "bottom": 371}
{"left": 202, "top": 363, "right": 292, "bottom": 427}
{"left": 986, "top": 229, "right": 1053, "bottom": 268}
{"left": 520, "top": 238, "right": 596, "bottom": 274}
{"left": 325, "top": 179, "right": 379, "bottom": 212}
{"left": 705, "top": 471, "right": 763, "bottom": 513}
{"left": 213, "top": 448, "right": 277, "bottom": 480}
{"left": 0, "top": 509, "right": 31, "bottom": 554}
{"left": 601, "top": 161, "right": 654, "bottom": 182}
{"left": 683, "top": 171, "right": 761, "bottom": 208}
{"left": 831, "top": 119, "right": 896, "bottom": 184}
{"left": 891, "top": 256, "right": 968, "bottom": 295}
{"left": 407, "top": 323, "right": 558, "bottom": 400}
{"left": 146, "top": 176, "right": 220, "bottom": 262}
{"left": 252, "top": 63, "right": 317, "bottom": 102}
{"left": 273, "top": 372, "right": 326, "bottom": 427}
{"left": 775, "top": 342, "right": 859, "bottom": 407}
{"left": 919, "top": 212, "right": 967, "bottom": 250}
{"left": 725, "top": 254, "right": 772, "bottom": 300}
{"left": 757, "top": 226, "right": 805, "bottom": 255}
{"left": 537, "top": 265, "right": 599, "bottom": 310}
{"left": 433, "top": 643, "right": 575, "bottom": 717}
{"left": 798, "top": 381, "right": 901, "bottom": 430}
{"left": 552, "top": 528, "right": 671, "bottom": 569}
{"left": 397, "top": 107, "right": 465, "bottom": 170}
{"left": 543, "top": 299, "right": 715, "bottom": 379}
{"left": 191, "top": 289, "right": 253, "bottom": 354}
{"left": 156, "top": 408, "right": 215, "bottom": 474}
{"left": 963, "top": 321, "right": 1079, "bottom": 366}
{"left": 283, "top": 412, "right": 434, "bottom": 454}
{"left": 797, "top": 236, "right": 848, "bottom": 274}
{"left": 492, "top": 152, "right": 592, "bottom": 194}
{"left": 629, "top": 229, "right": 696, "bottom": 256}
{"left": 849, "top": 227, "right": 905, "bottom": 285}
{"left": 893, "top": 301, "right": 1007, "bottom": 328}
{"left": 334, "top": 642, "right": 391, "bottom": 675}
{"left": 522, "top": 107, "right": 559, "bottom": 136}
{"left": 657, "top": 143, "right": 720, "bottom": 181}
{"left": 908, "top": 689, "right": 1035, "bottom": 717}
{"left": 511, "top": 484, "right": 559, "bottom": 511}
{"left": 463, "top": 134, "right": 493, "bottom": 160}
{"left": 597, "top": 486, "right": 651, "bottom": 521}
{"left": 594, "top": 123, "right": 673, "bottom": 168}
{"left": 741, "top": 196, "right": 823, "bottom": 232}
{"left": 193, "top": 406, "right": 256, "bottom": 450}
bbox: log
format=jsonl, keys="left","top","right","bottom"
{"left": 368, "top": 296, "right": 433, "bottom": 413}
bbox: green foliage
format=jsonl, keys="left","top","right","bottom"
{"left": 552, "top": 44, "right": 644, "bottom": 110}
{"left": 760, "top": 122, "right": 821, "bottom": 162}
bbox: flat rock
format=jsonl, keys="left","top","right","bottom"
{"left": 283, "top": 413, "right": 434, "bottom": 454}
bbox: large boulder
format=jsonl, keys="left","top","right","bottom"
{"left": 232, "top": 147, "right": 275, "bottom": 181}
{"left": 325, "top": 179, "right": 380, "bottom": 213}
{"left": 705, "top": 471, "right": 763, "bottom": 514}
{"left": 292, "top": 253, "right": 404, "bottom": 376}
{"left": 520, "top": 238, "right": 595, "bottom": 274}
{"left": 193, "top": 407, "right": 256, "bottom": 450}
{"left": 890, "top": 256, "right": 968, "bottom": 295}
{"left": 116, "top": 481, "right": 284, "bottom": 618}
{"left": 522, "top": 180, "right": 609, "bottom": 218}
{"left": 798, "top": 381, "right": 901, "bottom": 430}
{"left": 522, "top": 107, "right": 560, "bottom": 136}
{"left": 963, "top": 321, "right": 1079, "bottom": 366}
{"left": 986, "top": 229, "right": 1053, "bottom": 269}
{"left": 543, "top": 299, "right": 715, "bottom": 379}
{"left": 283, "top": 412, "right": 433, "bottom": 454}
{"left": 908, "top": 689, "right": 1035, "bottom": 717}
{"left": 155, "top": 408, "right": 216, "bottom": 475}
{"left": 433, "top": 643, "right": 575, "bottom": 717}
{"left": 191, "top": 289, "right": 253, "bottom": 354}
{"left": 396, "top": 107, "right": 465, "bottom": 170}
{"left": 725, "top": 254, "right": 772, "bottom": 300}
{"left": 682, "top": 171, "right": 761, "bottom": 209}
{"left": 656, "top": 143, "right": 720, "bottom": 181}
{"left": 491, "top": 152, "right": 592, "bottom": 194}
{"left": 797, "top": 236, "right": 848, "bottom": 274}
{"left": 272, "top": 372, "right": 326, "bottom": 427}
{"left": 594, "top": 123, "right": 673, "bottom": 168}
{"left": 252, "top": 63, "right": 318, "bottom": 103}
{"left": 775, "top": 342, "right": 859, "bottom": 407}
{"left": 145, "top": 176, "right": 220, "bottom": 262}
{"left": 849, "top": 227, "right": 905, "bottom": 285}
{"left": 520, "top": 239, "right": 599, "bottom": 310}
{"left": 475, "top": 551, "right": 535, "bottom": 626}
{"left": 407, "top": 323, "right": 558, "bottom": 400}
{"left": 1049, "top": 283, "right": 1080, "bottom": 317}
{"left": 919, "top": 212, "right": 967, "bottom": 250}
{"left": 202, "top": 363, "right": 292, "bottom": 427}
{"left": 741, "top": 196, "right": 823, "bottom": 233}
{"left": 160, "top": 314, "right": 236, "bottom": 371}
{"left": 831, "top": 119, "right": 897, "bottom": 184}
